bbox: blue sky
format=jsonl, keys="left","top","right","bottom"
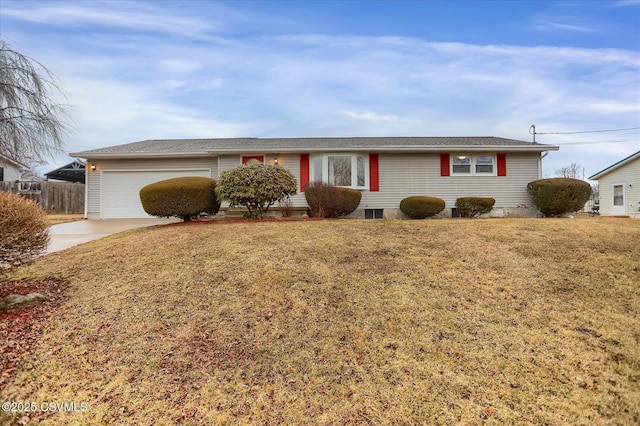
{"left": 1, "top": 0, "right": 639, "bottom": 179}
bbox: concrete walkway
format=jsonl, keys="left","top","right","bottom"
{"left": 46, "top": 218, "right": 179, "bottom": 254}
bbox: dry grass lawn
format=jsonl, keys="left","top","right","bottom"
{"left": 47, "top": 214, "right": 84, "bottom": 225}
{"left": 1, "top": 218, "right": 639, "bottom": 425}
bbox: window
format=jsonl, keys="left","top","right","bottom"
{"left": 328, "top": 155, "right": 351, "bottom": 186}
{"left": 357, "top": 156, "right": 366, "bottom": 187}
{"left": 365, "top": 209, "right": 384, "bottom": 219}
{"left": 0, "top": 167, "right": 4, "bottom": 182}
{"left": 613, "top": 185, "right": 624, "bottom": 206}
{"left": 451, "top": 154, "right": 495, "bottom": 175}
{"left": 311, "top": 154, "right": 368, "bottom": 189}
{"left": 475, "top": 156, "right": 494, "bottom": 173}
{"left": 312, "top": 156, "right": 323, "bottom": 182}
{"left": 452, "top": 156, "right": 471, "bottom": 174}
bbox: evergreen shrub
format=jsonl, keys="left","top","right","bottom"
{"left": 527, "top": 178, "right": 591, "bottom": 217}
{"left": 215, "top": 163, "right": 297, "bottom": 218}
{"left": 455, "top": 197, "right": 495, "bottom": 218}
{"left": 140, "top": 176, "right": 220, "bottom": 221}
{"left": 399, "top": 196, "right": 446, "bottom": 219}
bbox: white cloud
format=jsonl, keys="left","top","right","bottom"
{"left": 79, "top": 33, "right": 637, "bottom": 174}
{"left": 341, "top": 110, "right": 399, "bottom": 122}
{"left": 614, "top": 0, "right": 640, "bottom": 6}
{"left": 5, "top": 7, "right": 636, "bottom": 178}
{"left": 532, "top": 20, "right": 596, "bottom": 33}
{"left": 160, "top": 79, "right": 187, "bottom": 90}
{"left": 2, "top": 0, "right": 218, "bottom": 38}
{"left": 161, "top": 60, "right": 202, "bottom": 74}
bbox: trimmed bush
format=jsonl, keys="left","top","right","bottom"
{"left": 215, "top": 163, "right": 298, "bottom": 218}
{"left": 527, "top": 178, "right": 591, "bottom": 217}
{"left": 139, "top": 176, "right": 220, "bottom": 221}
{"left": 304, "top": 182, "right": 362, "bottom": 218}
{"left": 455, "top": 197, "right": 496, "bottom": 218}
{"left": 304, "top": 182, "right": 334, "bottom": 218}
{"left": 400, "top": 196, "right": 446, "bottom": 219}
{"left": 0, "top": 191, "right": 49, "bottom": 270}
{"left": 334, "top": 187, "right": 362, "bottom": 217}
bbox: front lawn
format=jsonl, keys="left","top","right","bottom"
{"left": 1, "top": 218, "right": 639, "bottom": 425}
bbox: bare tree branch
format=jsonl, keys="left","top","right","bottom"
{"left": 0, "top": 39, "right": 70, "bottom": 165}
{"left": 554, "top": 163, "right": 583, "bottom": 179}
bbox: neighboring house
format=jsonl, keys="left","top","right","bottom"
{"left": 45, "top": 160, "right": 86, "bottom": 183}
{"left": 0, "top": 154, "right": 29, "bottom": 182}
{"left": 70, "top": 136, "right": 559, "bottom": 219}
{"left": 588, "top": 150, "right": 640, "bottom": 219}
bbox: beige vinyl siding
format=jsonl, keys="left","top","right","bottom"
{"left": 268, "top": 154, "right": 307, "bottom": 207}
{"left": 218, "top": 155, "right": 242, "bottom": 176}
{"left": 596, "top": 157, "right": 639, "bottom": 217}
{"left": 85, "top": 157, "right": 217, "bottom": 217}
{"left": 217, "top": 155, "right": 250, "bottom": 209}
{"left": 359, "top": 152, "right": 540, "bottom": 210}
{"left": 218, "top": 154, "right": 307, "bottom": 207}
{"left": 86, "top": 167, "right": 100, "bottom": 216}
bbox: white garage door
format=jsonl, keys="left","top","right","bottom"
{"left": 101, "top": 170, "right": 211, "bottom": 218}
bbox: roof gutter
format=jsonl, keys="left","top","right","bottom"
{"left": 204, "top": 145, "right": 561, "bottom": 154}
{"left": 69, "top": 152, "right": 215, "bottom": 160}
{"left": 71, "top": 145, "right": 559, "bottom": 159}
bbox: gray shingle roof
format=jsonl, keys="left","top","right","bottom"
{"left": 70, "top": 136, "right": 558, "bottom": 158}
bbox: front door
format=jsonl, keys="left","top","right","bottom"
{"left": 612, "top": 184, "right": 626, "bottom": 215}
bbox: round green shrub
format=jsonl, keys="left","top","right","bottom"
{"left": 334, "top": 187, "right": 362, "bottom": 217}
{"left": 527, "top": 178, "right": 591, "bottom": 217}
{"left": 400, "top": 196, "right": 446, "bottom": 219}
{"left": 215, "top": 163, "right": 298, "bottom": 218}
{"left": 304, "top": 182, "right": 362, "bottom": 218}
{"left": 139, "top": 176, "right": 220, "bottom": 221}
{"left": 0, "top": 191, "right": 50, "bottom": 270}
{"left": 455, "top": 197, "right": 495, "bottom": 218}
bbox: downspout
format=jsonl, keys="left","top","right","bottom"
{"left": 538, "top": 151, "right": 548, "bottom": 179}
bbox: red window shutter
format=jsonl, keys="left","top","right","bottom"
{"left": 300, "top": 154, "right": 310, "bottom": 192}
{"left": 242, "top": 155, "right": 264, "bottom": 164}
{"left": 369, "top": 153, "right": 379, "bottom": 192}
{"left": 440, "top": 154, "right": 450, "bottom": 176}
{"left": 497, "top": 153, "right": 507, "bottom": 176}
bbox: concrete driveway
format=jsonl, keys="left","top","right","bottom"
{"left": 46, "top": 218, "right": 180, "bottom": 254}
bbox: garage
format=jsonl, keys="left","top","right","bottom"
{"left": 101, "top": 169, "right": 211, "bottom": 218}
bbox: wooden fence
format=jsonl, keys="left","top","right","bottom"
{"left": 0, "top": 181, "right": 85, "bottom": 214}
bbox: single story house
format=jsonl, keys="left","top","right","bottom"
{"left": 0, "top": 154, "right": 29, "bottom": 182}
{"left": 70, "top": 136, "right": 559, "bottom": 219}
{"left": 588, "top": 150, "right": 639, "bottom": 219}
